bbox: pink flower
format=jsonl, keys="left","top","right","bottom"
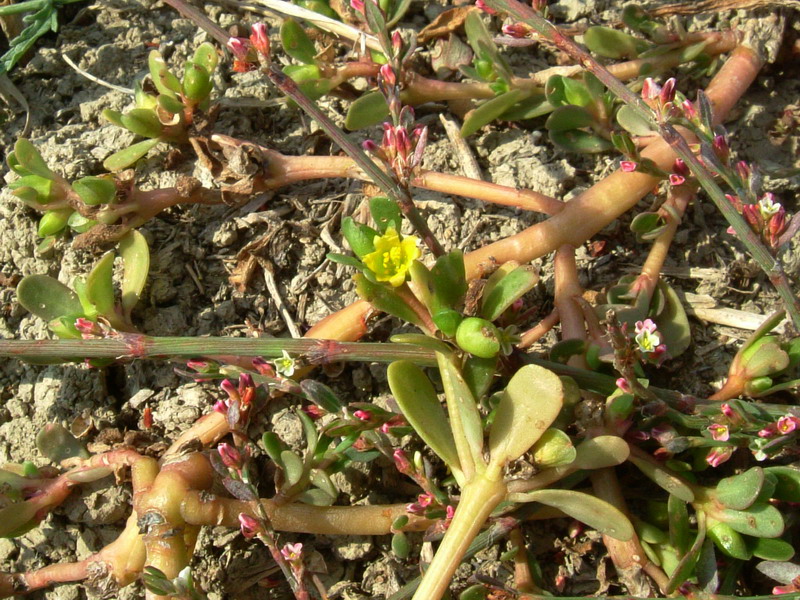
{"left": 350, "top": 0, "right": 364, "bottom": 11}
{"left": 707, "top": 423, "right": 730, "bottom": 442}
{"left": 252, "top": 357, "right": 275, "bottom": 377}
{"left": 776, "top": 415, "right": 800, "bottom": 434}
{"left": 635, "top": 319, "right": 657, "bottom": 335}
{"left": 393, "top": 449, "right": 412, "bottom": 474}
{"left": 641, "top": 78, "right": 661, "bottom": 101}
{"left": 227, "top": 37, "right": 250, "bottom": 59}
{"left": 615, "top": 377, "right": 632, "bottom": 394}
{"left": 659, "top": 77, "right": 676, "bottom": 104}
{"left": 620, "top": 160, "right": 638, "bottom": 172}
{"left": 280, "top": 542, "right": 303, "bottom": 561}
{"left": 475, "top": 0, "right": 497, "bottom": 14}
{"left": 669, "top": 174, "right": 685, "bottom": 186}
{"left": 446, "top": 505, "right": 455, "bottom": 520}
{"left": 705, "top": 446, "right": 734, "bottom": 468}
{"left": 720, "top": 403, "right": 735, "bottom": 419}
{"left": 417, "top": 493, "right": 433, "bottom": 507}
{"left": 681, "top": 99, "right": 697, "bottom": 120}
{"left": 502, "top": 23, "right": 531, "bottom": 38}
{"left": 379, "top": 64, "right": 396, "bottom": 87}
{"left": 239, "top": 513, "right": 260, "bottom": 539}
{"left": 759, "top": 424, "right": 777, "bottom": 438}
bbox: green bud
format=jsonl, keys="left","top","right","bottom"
{"left": 38, "top": 209, "right": 73, "bottom": 237}
{"left": 134, "top": 82, "right": 158, "bottom": 110}
{"left": 475, "top": 59, "right": 494, "bottom": 80}
{"left": 182, "top": 63, "right": 213, "bottom": 102}
{"left": 455, "top": 317, "right": 501, "bottom": 358}
{"left": 432, "top": 309, "right": 462, "bottom": 338}
{"left": 72, "top": 176, "right": 116, "bottom": 206}
{"left": 531, "top": 428, "right": 576, "bottom": 468}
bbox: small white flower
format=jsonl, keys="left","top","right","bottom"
{"left": 274, "top": 351, "right": 296, "bottom": 377}
{"left": 634, "top": 320, "right": 661, "bottom": 353}
{"left": 758, "top": 193, "right": 781, "bottom": 220}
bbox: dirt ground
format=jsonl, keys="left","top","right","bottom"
{"left": 0, "top": 0, "right": 799, "bottom": 598}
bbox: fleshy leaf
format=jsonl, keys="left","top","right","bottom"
{"left": 437, "top": 352, "right": 485, "bottom": 480}
{"left": 300, "top": 380, "right": 344, "bottom": 413}
{"left": 584, "top": 26, "right": 645, "bottom": 59}
{"left": 72, "top": 176, "right": 116, "bottom": 206}
{"left": 345, "top": 91, "right": 389, "bottom": 130}
{"left": 617, "top": 104, "right": 654, "bottom": 136}
{"left": 369, "top": 197, "right": 402, "bottom": 234}
{"left": 281, "top": 19, "right": 318, "bottom": 65}
{"left": 668, "top": 493, "right": 691, "bottom": 554}
{"left": 341, "top": 217, "right": 378, "bottom": 258}
{"left": 572, "top": 435, "right": 629, "bottom": 469}
{"left": 545, "top": 104, "right": 595, "bottom": 132}
{"left": 550, "top": 129, "right": 613, "bottom": 153}
{"left": 652, "top": 280, "right": 691, "bottom": 358}
{"left": 531, "top": 429, "right": 576, "bottom": 468}
{"left": 354, "top": 274, "right": 425, "bottom": 327}
{"left": 103, "top": 138, "right": 161, "bottom": 171}
{"left": 510, "top": 489, "right": 634, "bottom": 541}
{"left": 480, "top": 264, "right": 538, "bottom": 321}
{"left": 12, "top": 139, "right": 53, "bottom": 179}
{"left": 120, "top": 108, "right": 163, "bottom": 138}
{"left": 545, "top": 75, "right": 593, "bottom": 108}
{"left": 461, "top": 88, "right": 528, "bottom": 138}
{"left": 16, "top": 274, "right": 84, "bottom": 323}
{"left": 487, "top": 364, "right": 563, "bottom": 475}
{"left": 628, "top": 453, "right": 695, "bottom": 502}
{"left": 764, "top": 466, "right": 800, "bottom": 502}
{"left": 280, "top": 450, "right": 305, "bottom": 487}
{"left": 36, "top": 423, "right": 89, "bottom": 463}
{"left": 430, "top": 250, "right": 467, "bottom": 313}
{"left": 716, "top": 467, "right": 764, "bottom": 510}
{"left": 750, "top": 537, "right": 795, "bottom": 561}
{"left": 708, "top": 521, "right": 750, "bottom": 560}
{"left": 85, "top": 251, "right": 116, "bottom": 319}
{"left": 119, "top": 230, "right": 150, "bottom": 318}
{"left": 387, "top": 361, "right": 462, "bottom": 481}
{"left": 718, "top": 503, "right": 784, "bottom": 538}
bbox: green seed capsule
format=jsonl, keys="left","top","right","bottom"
{"left": 455, "top": 317, "right": 501, "bottom": 358}
{"left": 182, "top": 63, "right": 212, "bottom": 102}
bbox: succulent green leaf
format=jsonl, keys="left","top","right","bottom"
{"left": 341, "top": 217, "right": 378, "bottom": 258}
{"left": 668, "top": 493, "right": 691, "bottom": 554}
{"left": 280, "top": 450, "right": 305, "bottom": 487}
{"left": 12, "top": 139, "right": 53, "bottom": 179}
{"left": 363, "top": 0, "right": 386, "bottom": 35}
{"left": 584, "top": 26, "right": 646, "bottom": 59}
{"left": 432, "top": 309, "right": 463, "bottom": 338}
{"left": 369, "top": 197, "right": 402, "bottom": 234}
{"left": 192, "top": 42, "right": 219, "bottom": 74}
{"left": 437, "top": 352, "right": 485, "bottom": 479}
{"left": 281, "top": 19, "right": 318, "bottom": 64}
{"left": 764, "top": 466, "right": 800, "bottom": 502}
{"left": 549, "top": 129, "right": 613, "bottom": 153}
{"left": 67, "top": 211, "right": 97, "bottom": 234}
{"left": 628, "top": 453, "right": 695, "bottom": 502}
{"left": 665, "top": 513, "right": 707, "bottom": 593}
{"left": 480, "top": 265, "right": 538, "bottom": 321}
{"left": 148, "top": 50, "right": 181, "bottom": 97}
{"left": 300, "top": 380, "right": 344, "bottom": 413}
{"left": 719, "top": 503, "right": 784, "bottom": 538}
{"left": 511, "top": 489, "right": 634, "bottom": 541}
{"left": 157, "top": 93, "right": 185, "bottom": 115}
{"left": 462, "top": 355, "right": 497, "bottom": 401}
{"left": 309, "top": 469, "right": 338, "bottom": 500}
{"left": 354, "top": 274, "right": 425, "bottom": 328}
{"left": 121, "top": 108, "right": 163, "bottom": 138}
{"left": 573, "top": 435, "right": 629, "bottom": 469}
{"left": 617, "top": 104, "right": 655, "bottom": 136}
{"left": 464, "top": 11, "right": 510, "bottom": 81}
{"left": 387, "top": 361, "right": 462, "bottom": 480}
{"left": 36, "top": 423, "right": 89, "bottom": 463}
{"left": 545, "top": 75, "right": 593, "bottom": 108}
{"left": 72, "top": 176, "right": 116, "bottom": 206}
{"left": 119, "top": 230, "right": 150, "bottom": 318}
{"left": 297, "top": 408, "right": 319, "bottom": 458}
{"left": 9, "top": 174, "right": 53, "bottom": 203}
{"left": 262, "top": 431, "right": 286, "bottom": 463}
{"left": 716, "top": 467, "right": 764, "bottom": 510}
{"left": 37, "top": 208, "right": 72, "bottom": 237}
{"left": 17, "top": 274, "right": 84, "bottom": 323}
{"left": 743, "top": 339, "right": 790, "bottom": 378}
{"left": 635, "top": 519, "right": 668, "bottom": 544}
{"left": 85, "top": 251, "right": 116, "bottom": 319}
{"left": 431, "top": 250, "right": 467, "bottom": 312}
{"left": 487, "top": 364, "right": 563, "bottom": 475}
{"left": 102, "top": 108, "right": 125, "bottom": 128}
{"left": 545, "top": 104, "right": 595, "bottom": 132}
{"left": 345, "top": 91, "right": 389, "bottom": 130}
{"left": 0, "top": 501, "right": 40, "bottom": 538}
{"left": 498, "top": 92, "right": 551, "bottom": 121}
{"left": 182, "top": 62, "right": 213, "bottom": 102}
{"left": 749, "top": 537, "right": 795, "bottom": 561}
{"left": 707, "top": 521, "right": 750, "bottom": 560}
{"left": 327, "top": 253, "right": 365, "bottom": 270}
{"left": 391, "top": 531, "right": 411, "bottom": 559}
{"left": 630, "top": 211, "right": 663, "bottom": 234}
{"left": 103, "top": 138, "right": 161, "bottom": 171}
{"left": 652, "top": 280, "right": 691, "bottom": 358}
{"left": 461, "top": 88, "right": 528, "bottom": 138}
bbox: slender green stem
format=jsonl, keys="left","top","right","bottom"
{"left": 0, "top": 0, "right": 84, "bottom": 16}
{"left": 485, "top": 0, "right": 800, "bottom": 329}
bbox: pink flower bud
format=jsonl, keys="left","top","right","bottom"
{"left": 393, "top": 449, "right": 412, "bottom": 474}
{"left": 681, "top": 99, "right": 697, "bottom": 120}
{"left": 379, "top": 64, "right": 396, "bottom": 87}
{"left": 672, "top": 158, "right": 688, "bottom": 177}
{"left": 725, "top": 193, "right": 742, "bottom": 212}
{"left": 736, "top": 160, "right": 751, "bottom": 181}
{"left": 239, "top": 513, "right": 260, "bottom": 538}
{"left": 659, "top": 77, "right": 676, "bottom": 104}
{"left": 252, "top": 357, "right": 275, "bottom": 377}
{"left": 769, "top": 209, "right": 787, "bottom": 239}
{"left": 502, "top": 23, "right": 531, "bottom": 38}
{"left": 620, "top": 160, "right": 637, "bottom": 172}
{"left": 615, "top": 377, "right": 632, "bottom": 394}
{"left": 392, "top": 30, "right": 403, "bottom": 51}
{"left": 302, "top": 404, "right": 324, "bottom": 419}
{"left": 417, "top": 493, "right": 433, "bottom": 507}
{"left": 705, "top": 446, "right": 733, "bottom": 468}
{"left": 446, "top": 505, "right": 455, "bottom": 520}
{"left": 758, "top": 424, "right": 777, "bottom": 438}
{"left": 218, "top": 443, "right": 242, "bottom": 469}
{"left": 249, "top": 23, "right": 270, "bottom": 57}
{"left": 720, "top": 403, "right": 736, "bottom": 419}
{"left": 641, "top": 78, "right": 661, "bottom": 101}
{"left": 475, "top": 0, "right": 497, "bottom": 14}
{"left": 213, "top": 399, "right": 229, "bottom": 414}
{"left": 669, "top": 174, "right": 685, "bottom": 186}
{"left": 227, "top": 37, "right": 251, "bottom": 60}
{"left": 712, "top": 134, "right": 729, "bottom": 161}
{"left": 350, "top": 0, "right": 365, "bottom": 12}
{"left": 220, "top": 379, "right": 240, "bottom": 401}
{"left": 353, "top": 409, "right": 371, "bottom": 421}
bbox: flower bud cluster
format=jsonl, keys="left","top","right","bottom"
{"left": 226, "top": 23, "right": 270, "bottom": 73}
{"left": 363, "top": 106, "right": 428, "bottom": 185}
{"left": 214, "top": 373, "right": 257, "bottom": 430}
{"left": 725, "top": 191, "right": 790, "bottom": 251}
{"left": 634, "top": 319, "right": 667, "bottom": 365}
{"left": 641, "top": 77, "right": 679, "bottom": 123}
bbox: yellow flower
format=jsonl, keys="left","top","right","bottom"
{"left": 362, "top": 227, "right": 420, "bottom": 287}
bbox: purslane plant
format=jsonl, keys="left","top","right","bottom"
{"left": 1, "top": 2, "right": 799, "bottom": 599}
